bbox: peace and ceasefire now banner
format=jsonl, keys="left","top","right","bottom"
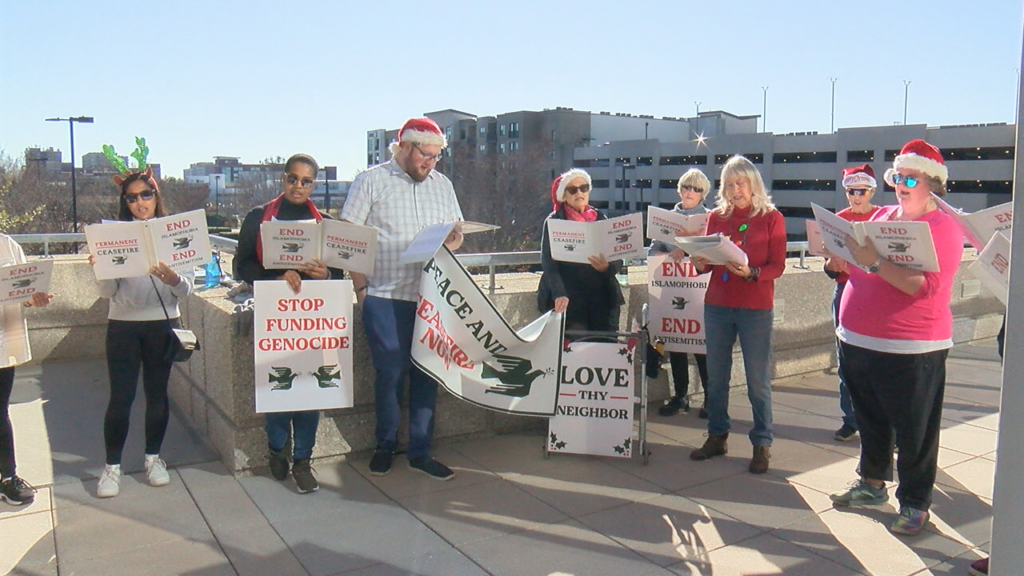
{"left": 411, "top": 246, "right": 564, "bottom": 416}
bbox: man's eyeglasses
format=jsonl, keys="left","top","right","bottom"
{"left": 564, "top": 184, "right": 591, "bottom": 195}
{"left": 680, "top": 185, "right": 705, "bottom": 194}
{"left": 846, "top": 188, "right": 871, "bottom": 196}
{"left": 125, "top": 190, "right": 155, "bottom": 204}
{"left": 285, "top": 173, "right": 316, "bottom": 188}
{"left": 890, "top": 173, "right": 920, "bottom": 188}
{"left": 413, "top": 143, "right": 443, "bottom": 163}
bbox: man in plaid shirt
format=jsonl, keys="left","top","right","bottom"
{"left": 342, "top": 118, "right": 463, "bottom": 481}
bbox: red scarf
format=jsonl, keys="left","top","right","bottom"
{"left": 564, "top": 204, "right": 598, "bottom": 222}
{"left": 254, "top": 193, "right": 323, "bottom": 264}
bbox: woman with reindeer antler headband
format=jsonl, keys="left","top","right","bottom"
{"left": 88, "top": 138, "right": 194, "bottom": 499}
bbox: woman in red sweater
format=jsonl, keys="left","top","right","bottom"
{"left": 688, "top": 155, "right": 787, "bottom": 474}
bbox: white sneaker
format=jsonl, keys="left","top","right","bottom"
{"left": 145, "top": 456, "right": 170, "bottom": 487}
{"left": 97, "top": 465, "right": 121, "bottom": 498}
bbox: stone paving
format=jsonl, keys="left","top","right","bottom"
{"left": 2, "top": 342, "right": 1000, "bottom": 575}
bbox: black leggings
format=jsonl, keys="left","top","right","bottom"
{"left": 103, "top": 319, "right": 176, "bottom": 465}
{"left": 0, "top": 366, "right": 16, "bottom": 478}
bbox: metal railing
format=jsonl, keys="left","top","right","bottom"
{"left": 9, "top": 233, "right": 811, "bottom": 295}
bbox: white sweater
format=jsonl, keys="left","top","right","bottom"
{"left": 0, "top": 235, "right": 31, "bottom": 368}
{"left": 96, "top": 271, "right": 194, "bottom": 322}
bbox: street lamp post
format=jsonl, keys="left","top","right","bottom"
{"left": 620, "top": 161, "right": 633, "bottom": 216}
{"left": 694, "top": 101, "right": 702, "bottom": 116}
{"left": 829, "top": 77, "right": 838, "bottom": 133}
{"left": 45, "top": 116, "right": 93, "bottom": 248}
{"left": 761, "top": 87, "right": 769, "bottom": 133}
{"left": 903, "top": 80, "right": 912, "bottom": 125}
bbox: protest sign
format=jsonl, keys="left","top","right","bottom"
{"left": 647, "top": 253, "right": 708, "bottom": 354}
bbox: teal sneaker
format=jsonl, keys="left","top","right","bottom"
{"left": 829, "top": 479, "right": 887, "bottom": 507}
{"left": 890, "top": 506, "right": 929, "bottom": 535}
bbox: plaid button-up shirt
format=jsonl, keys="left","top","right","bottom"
{"left": 341, "top": 159, "right": 463, "bottom": 302}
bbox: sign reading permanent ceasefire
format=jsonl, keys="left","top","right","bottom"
{"left": 546, "top": 213, "right": 645, "bottom": 264}
{"left": 260, "top": 219, "right": 378, "bottom": 274}
{"left": 647, "top": 253, "right": 708, "bottom": 354}
{"left": 548, "top": 341, "right": 635, "bottom": 458}
{"left": 85, "top": 209, "right": 212, "bottom": 280}
{"left": 411, "top": 246, "right": 563, "bottom": 416}
{"left": 253, "top": 280, "right": 353, "bottom": 413}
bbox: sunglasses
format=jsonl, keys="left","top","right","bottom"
{"left": 564, "top": 184, "right": 591, "bottom": 195}
{"left": 846, "top": 189, "right": 871, "bottom": 196}
{"left": 413, "top": 143, "right": 443, "bottom": 163}
{"left": 680, "top": 185, "right": 705, "bottom": 194}
{"left": 285, "top": 173, "right": 316, "bottom": 188}
{"left": 125, "top": 190, "right": 155, "bottom": 204}
{"left": 890, "top": 173, "right": 920, "bottom": 188}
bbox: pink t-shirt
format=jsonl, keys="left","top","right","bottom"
{"left": 837, "top": 205, "right": 963, "bottom": 353}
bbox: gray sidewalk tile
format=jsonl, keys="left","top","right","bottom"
{"left": 603, "top": 441, "right": 749, "bottom": 493}
{"left": 395, "top": 477, "right": 568, "bottom": 546}
{"left": 343, "top": 549, "right": 489, "bottom": 576}
{"left": 460, "top": 519, "right": 658, "bottom": 576}
{"left": 577, "top": 492, "right": 764, "bottom": 567}
{"left": 55, "top": 533, "right": 235, "bottom": 576}
{"left": 237, "top": 466, "right": 389, "bottom": 524}
{"left": 1, "top": 506, "right": 56, "bottom": 576}
{"left": 448, "top": 433, "right": 562, "bottom": 476}
{"left": 664, "top": 533, "right": 863, "bottom": 576}
{"left": 212, "top": 522, "right": 308, "bottom": 576}
{"left": 354, "top": 447, "right": 500, "bottom": 500}
{"left": 683, "top": 472, "right": 830, "bottom": 533}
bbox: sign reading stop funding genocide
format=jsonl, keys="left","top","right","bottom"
{"left": 548, "top": 341, "right": 636, "bottom": 458}
{"left": 647, "top": 253, "right": 708, "bottom": 354}
{"left": 253, "top": 280, "right": 354, "bottom": 413}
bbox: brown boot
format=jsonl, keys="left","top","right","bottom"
{"left": 690, "top": 433, "right": 728, "bottom": 460}
{"left": 749, "top": 445, "right": 771, "bottom": 474}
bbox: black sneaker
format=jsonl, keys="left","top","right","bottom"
{"left": 1, "top": 475, "right": 37, "bottom": 505}
{"left": 409, "top": 456, "right": 455, "bottom": 481}
{"left": 269, "top": 449, "right": 289, "bottom": 481}
{"left": 834, "top": 424, "right": 859, "bottom": 442}
{"left": 291, "top": 459, "right": 319, "bottom": 493}
{"left": 369, "top": 449, "right": 393, "bottom": 476}
{"left": 658, "top": 396, "right": 687, "bottom": 417}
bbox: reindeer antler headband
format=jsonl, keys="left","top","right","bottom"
{"left": 103, "top": 137, "right": 152, "bottom": 186}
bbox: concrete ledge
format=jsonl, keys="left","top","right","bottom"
{"left": 27, "top": 253, "right": 1005, "bottom": 475}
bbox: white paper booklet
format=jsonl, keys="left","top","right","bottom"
{"left": 805, "top": 220, "right": 827, "bottom": 257}
{"left": 811, "top": 203, "right": 939, "bottom": 272}
{"left": 968, "top": 231, "right": 1010, "bottom": 306}
{"left": 86, "top": 209, "right": 212, "bottom": 280}
{"left": 398, "top": 221, "right": 500, "bottom": 265}
{"left": 546, "top": 213, "right": 645, "bottom": 264}
{"left": 0, "top": 260, "right": 54, "bottom": 306}
{"left": 933, "top": 196, "right": 1012, "bottom": 253}
{"left": 671, "top": 234, "right": 749, "bottom": 266}
{"left": 260, "top": 219, "right": 379, "bottom": 274}
{"left": 646, "top": 206, "right": 708, "bottom": 244}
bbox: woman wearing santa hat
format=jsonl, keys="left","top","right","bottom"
{"left": 537, "top": 168, "right": 624, "bottom": 335}
{"left": 823, "top": 164, "right": 881, "bottom": 442}
{"left": 828, "top": 140, "right": 964, "bottom": 536}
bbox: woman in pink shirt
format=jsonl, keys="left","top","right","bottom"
{"left": 828, "top": 140, "right": 964, "bottom": 537}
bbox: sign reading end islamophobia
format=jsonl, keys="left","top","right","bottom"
{"left": 412, "top": 247, "right": 563, "bottom": 416}
{"left": 253, "top": 280, "right": 354, "bottom": 413}
{"left": 647, "top": 253, "right": 708, "bottom": 354}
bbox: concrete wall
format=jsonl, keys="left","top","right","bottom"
{"left": 27, "top": 254, "right": 1005, "bottom": 475}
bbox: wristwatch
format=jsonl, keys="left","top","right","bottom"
{"left": 867, "top": 257, "right": 883, "bottom": 274}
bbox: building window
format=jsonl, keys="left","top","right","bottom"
{"left": 884, "top": 149, "right": 900, "bottom": 162}
{"left": 573, "top": 158, "right": 610, "bottom": 168}
{"left": 479, "top": 144, "right": 487, "bottom": 151}
{"left": 549, "top": 151, "right": 556, "bottom": 160}
{"left": 592, "top": 179, "right": 610, "bottom": 188}
{"left": 500, "top": 124, "right": 506, "bottom": 136}
{"left": 480, "top": 127, "right": 486, "bottom": 135}
{"left": 636, "top": 179, "right": 652, "bottom": 189}
{"left": 509, "top": 141, "right": 520, "bottom": 151}
{"left": 660, "top": 155, "right": 708, "bottom": 165}
{"left": 771, "top": 179, "right": 838, "bottom": 191}
{"left": 772, "top": 151, "right": 838, "bottom": 163}
{"left": 615, "top": 179, "right": 630, "bottom": 188}
{"left": 715, "top": 153, "right": 763, "bottom": 164}
{"left": 499, "top": 143, "right": 506, "bottom": 154}
{"left": 551, "top": 129, "right": 557, "bottom": 141}
{"left": 946, "top": 180, "right": 1013, "bottom": 194}
{"left": 615, "top": 157, "right": 632, "bottom": 165}
{"left": 942, "top": 147, "right": 1015, "bottom": 161}
{"left": 659, "top": 179, "right": 678, "bottom": 189}
{"left": 590, "top": 200, "right": 609, "bottom": 208}
{"left": 778, "top": 206, "right": 816, "bottom": 219}
{"left": 509, "top": 122, "right": 520, "bottom": 138}
{"left": 636, "top": 156, "right": 653, "bottom": 166}
{"left": 847, "top": 150, "right": 873, "bottom": 162}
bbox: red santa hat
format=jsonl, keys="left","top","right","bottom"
{"left": 389, "top": 118, "right": 448, "bottom": 156}
{"left": 841, "top": 164, "right": 876, "bottom": 189}
{"left": 889, "top": 139, "right": 948, "bottom": 185}
{"left": 550, "top": 168, "right": 593, "bottom": 210}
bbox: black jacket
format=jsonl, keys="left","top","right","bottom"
{"left": 537, "top": 205, "right": 625, "bottom": 312}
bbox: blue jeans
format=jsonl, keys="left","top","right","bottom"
{"left": 265, "top": 411, "right": 320, "bottom": 460}
{"left": 833, "top": 282, "right": 857, "bottom": 429}
{"left": 704, "top": 304, "right": 774, "bottom": 446}
{"left": 362, "top": 295, "right": 438, "bottom": 460}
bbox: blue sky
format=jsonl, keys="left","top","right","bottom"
{"left": 1, "top": 0, "right": 1021, "bottom": 181}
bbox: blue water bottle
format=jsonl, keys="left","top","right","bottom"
{"left": 204, "top": 251, "right": 221, "bottom": 289}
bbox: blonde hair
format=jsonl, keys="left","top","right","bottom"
{"left": 677, "top": 168, "right": 711, "bottom": 200}
{"left": 714, "top": 155, "right": 775, "bottom": 218}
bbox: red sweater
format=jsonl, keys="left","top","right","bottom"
{"left": 833, "top": 206, "right": 882, "bottom": 284}
{"left": 703, "top": 205, "right": 787, "bottom": 310}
